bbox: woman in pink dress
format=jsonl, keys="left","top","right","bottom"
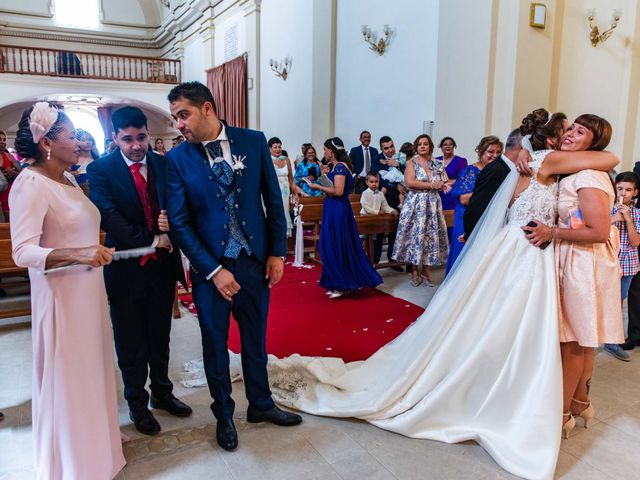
{"left": 10, "top": 102, "right": 125, "bottom": 480}
{"left": 525, "top": 114, "right": 624, "bottom": 438}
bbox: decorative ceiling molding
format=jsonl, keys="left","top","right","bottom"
{"left": 0, "top": 8, "right": 53, "bottom": 19}
{"left": 0, "top": 28, "right": 163, "bottom": 50}
{"left": 0, "top": 0, "right": 245, "bottom": 53}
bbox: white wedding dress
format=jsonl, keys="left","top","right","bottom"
{"left": 265, "top": 151, "right": 563, "bottom": 480}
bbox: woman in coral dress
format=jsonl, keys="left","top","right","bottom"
{"left": 10, "top": 103, "right": 125, "bottom": 480}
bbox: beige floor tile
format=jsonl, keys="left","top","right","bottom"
{"left": 220, "top": 425, "right": 329, "bottom": 480}
{"left": 600, "top": 404, "right": 640, "bottom": 441}
{"left": 330, "top": 451, "right": 397, "bottom": 479}
{"left": 560, "top": 421, "right": 640, "bottom": 480}
{"left": 121, "top": 443, "right": 232, "bottom": 480}
{"left": 297, "top": 420, "right": 366, "bottom": 464}
{"left": 554, "top": 450, "right": 614, "bottom": 480}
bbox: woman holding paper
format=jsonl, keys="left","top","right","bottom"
{"left": 306, "top": 137, "right": 382, "bottom": 298}
{"left": 10, "top": 102, "right": 125, "bottom": 480}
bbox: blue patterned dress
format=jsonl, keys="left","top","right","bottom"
{"left": 319, "top": 163, "right": 382, "bottom": 291}
{"left": 294, "top": 160, "right": 323, "bottom": 196}
{"left": 392, "top": 157, "right": 449, "bottom": 266}
{"left": 444, "top": 164, "right": 480, "bottom": 275}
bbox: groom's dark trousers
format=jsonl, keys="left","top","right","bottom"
{"left": 192, "top": 252, "right": 274, "bottom": 419}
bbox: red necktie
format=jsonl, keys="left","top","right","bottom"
{"left": 129, "top": 162, "right": 157, "bottom": 265}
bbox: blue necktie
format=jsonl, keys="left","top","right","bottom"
{"left": 205, "top": 141, "right": 233, "bottom": 188}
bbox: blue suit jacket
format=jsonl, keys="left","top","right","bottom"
{"left": 165, "top": 126, "right": 287, "bottom": 283}
{"left": 87, "top": 150, "right": 186, "bottom": 286}
{"left": 349, "top": 145, "right": 379, "bottom": 175}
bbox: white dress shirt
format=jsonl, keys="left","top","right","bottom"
{"left": 360, "top": 188, "right": 397, "bottom": 215}
{"left": 202, "top": 122, "right": 232, "bottom": 168}
{"left": 120, "top": 151, "right": 164, "bottom": 248}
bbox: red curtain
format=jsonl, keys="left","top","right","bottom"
{"left": 206, "top": 55, "right": 247, "bottom": 128}
{"left": 97, "top": 107, "right": 113, "bottom": 139}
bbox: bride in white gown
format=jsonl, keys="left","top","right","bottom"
{"left": 181, "top": 115, "right": 618, "bottom": 480}
{"left": 261, "top": 130, "right": 619, "bottom": 480}
{"left": 268, "top": 149, "right": 560, "bottom": 480}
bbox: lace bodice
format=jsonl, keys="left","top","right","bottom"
{"left": 507, "top": 150, "right": 558, "bottom": 227}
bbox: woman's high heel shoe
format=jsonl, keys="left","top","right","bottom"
{"left": 562, "top": 412, "right": 576, "bottom": 439}
{"left": 572, "top": 398, "right": 595, "bottom": 428}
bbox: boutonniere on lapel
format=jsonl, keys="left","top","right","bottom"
{"left": 231, "top": 155, "right": 247, "bottom": 175}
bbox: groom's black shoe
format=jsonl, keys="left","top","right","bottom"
{"left": 247, "top": 406, "right": 302, "bottom": 426}
{"left": 150, "top": 393, "right": 193, "bottom": 417}
{"left": 216, "top": 418, "right": 238, "bottom": 451}
{"left": 621, "top": 340, "right": 638, "bottom": 351}
{"left": 130, "top": 409, "right": 161, "bottom": 435}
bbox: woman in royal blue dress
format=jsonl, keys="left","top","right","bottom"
{"left": 294, "top": 145, "right": 323, "bottom": 196}
{"left": 444, "top": 135, "right": 503, "bottom": 275}
{"left": 306, "top": 137, "right": 382, "bottom": 299}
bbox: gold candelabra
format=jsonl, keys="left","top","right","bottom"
{"left": 361, "top": 24, "right": 393, "bottom": 56}
{"left": 587, "top": 9, "right": 622, "bottom": 47}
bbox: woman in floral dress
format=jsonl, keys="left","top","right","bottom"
{"left": 392, "top": 134, "right": 449, "bottom": 286}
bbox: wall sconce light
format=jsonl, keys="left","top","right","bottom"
{"left": 587, "top": 9, "right": 622, "bottom": 47}
{"left": 361, "top": 24, "right": 394, "bottom": 56}
{"left": 529, "top": 3, "right": 546, "bottom": 29}
{"left": 269, "top": 57, "right": 291, "bottom": 80}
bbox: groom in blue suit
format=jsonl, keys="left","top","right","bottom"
{"left": 165, "top": 82, "right": 302, "bottom": 451}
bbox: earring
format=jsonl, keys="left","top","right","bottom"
{"left": 46, "top": 149, "right": 51, "bottom": 161}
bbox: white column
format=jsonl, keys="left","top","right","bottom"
{"left": 242, "top": 0, "right": 261, "bottom": 129}
{"left": 310, "top": 0, "right": 337, "bottom": 146}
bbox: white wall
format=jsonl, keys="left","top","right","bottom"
{"left": 259, "top": 0, "right": 313, "bottom": 154}
{"left": 102, "top": 0, "right": 153, "bottom": 27}
{"left": 555, "top": 0, "right": 637, "bottom": 165}
{"left": 183, "top": 35, "right": 208, "bottom": 84}
{"left": 1, "top": 0, "right": 50, "bottom": 15}
{"left": 433, "top": 0, "right": 494, "bottom": 161}
{"left": 213, "top": 9, "right": 247, "bottom": 66}
{"left": 334, "top": 0, "right": 439, "bottom": 152}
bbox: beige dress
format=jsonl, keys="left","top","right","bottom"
{"left": 9, "top": 168, "right": 125, "bottom": 480}
{"left": 556, "top": 169, "right": 623, "bottom": 347}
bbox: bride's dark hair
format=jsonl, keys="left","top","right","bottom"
{"left": 519, "top": 108, "right": 567, "bottom": 151}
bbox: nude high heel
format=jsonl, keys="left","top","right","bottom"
{"left": 572, "top": 398, "right": 595, "bottom": 428}
{"left": 562, "top": 412, "right": 576, "bottom": 439}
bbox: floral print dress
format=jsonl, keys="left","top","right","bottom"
{"left": 392, "top": 157, "right": 449, "bottom": 266}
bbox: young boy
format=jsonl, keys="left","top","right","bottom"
{"left": 605, "top": 171, "right": 640, "bottom": 361}
{"left": 360, "top": 171, "right": 398, "bottom": 265}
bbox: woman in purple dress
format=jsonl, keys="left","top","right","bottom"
{"left": 306, "top": 137, "right": 382, "bottom": 299}
{"left": 436, "top": 136, "right": 467, "bottom": 213}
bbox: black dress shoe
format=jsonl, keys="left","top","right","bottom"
{"left": 621, "top": 340, "right": 638, "bottom": 351}
{"left": 390, "top": 265, "right": 404, "bottom": 272}
{"left": 247, "top": 406, "right": 302, "bottom": 426}
{"left": 216, "top": 418, "right": 238, "bottom": 451}
{"left": 150, "top": 393, "right": 193, "bottom": 417}
{"left": 130, "top": 409, "right": 161, "bottom": 435}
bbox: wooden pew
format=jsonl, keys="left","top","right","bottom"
{"left": 297, "top": 204, "right": 456, "bottom": 267}
{"left": 0, "top": 237, "right": 31, "bottom": 319}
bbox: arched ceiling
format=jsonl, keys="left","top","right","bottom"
{"left": 0, "top": 95, "right": 178, "bottom": 137}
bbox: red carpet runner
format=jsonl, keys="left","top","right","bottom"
{"left": 180, "top": 262, "right": 424, "bottom": 362}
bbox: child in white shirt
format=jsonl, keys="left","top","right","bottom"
{"left": 360, "top": 171, "right": 398, "bottom": 216}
